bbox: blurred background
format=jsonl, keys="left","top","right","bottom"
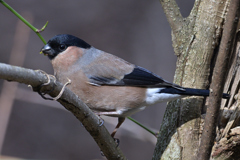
{"left": 0, "top": 0, "right": 193, "bottom": 159}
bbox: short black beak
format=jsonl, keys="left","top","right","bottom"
{"left": 40, "top": 44, "right": 52, "bottom": 56}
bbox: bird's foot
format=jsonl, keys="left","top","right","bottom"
{"left": 28, "top": 70, "right": 56, "bottom": 100}
{"left": 99, "top": 138, "right": 120, "bottom": 157}
{"left": 113, "top": 138, "right": 120, "bottom": 147}
{"left": 30, "top": 70, "right": 71, "bottom": 101}
{"left": 98, "top": 116, "right": 104, "bottom": 127}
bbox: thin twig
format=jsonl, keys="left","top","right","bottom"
{"left": 127, "top": 117, "right": 158, "bottom": 137}
{"left": 0, "top": 0, "right": 47, "bottom": 44}
{"left": 198, "top": 0, "right": 240, "bottom": 159}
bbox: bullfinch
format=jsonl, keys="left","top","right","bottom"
{"left": 40, "top": 34, "right": 229, "bottom": 138}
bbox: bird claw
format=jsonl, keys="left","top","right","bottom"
{"left": 29, "top": 70, "right": 56, "bottom": 100}
{"left": 113, "top": 138, "right": 120, "bottom": 147}
{"left": 100, "top": 150, "right": 105, "bottom": 157}
{"left": 33, "top": 70, "right": 71, "bottom": 101}
{"left": 98, "top": 116, "right": 104, "bottom": 126}
{"left": 99, "top": 137, "right": 119, "bottom": 157}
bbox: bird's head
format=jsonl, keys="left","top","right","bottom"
{"left": 40, "top": 34, "right": 91, "bottom": 60}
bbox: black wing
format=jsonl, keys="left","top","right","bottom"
{"left": 122, "top": 66, "right": 165, "bottom": 86}
{"left": 89, "top": 66, "right": 184, "bottom": 90}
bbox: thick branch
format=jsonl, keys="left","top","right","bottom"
{"left": 189, "top": 0, "right": 200, "bottom": 20}
{"left": 198, "top": 0, "right": 240, "bottom": 159}
{"left": 0, "top": 62, "right": 126, "bottom": 160}
{"left": 159, "top": 0, "right": 183, "bottom": 33}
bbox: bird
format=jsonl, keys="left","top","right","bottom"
{"left": 40, "top": 34, "right": 230, "bottom": 138}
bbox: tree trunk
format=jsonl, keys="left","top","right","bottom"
{"left": 153, "top": 0, "right": 236, "bottom": 159}
{"left": 211, "top": 28, "right": 240, "bottom": 160}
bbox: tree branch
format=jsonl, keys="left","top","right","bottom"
{"left": 158, "top": 0, "right": 183, "bottom": 33}
{"left": 198, "top": 0, "right": 240, "bottom": 159}
{"left": 0, "top": 0, "right": 47, "bottom": 44}
{"left": 189, "top": 0, "right": 200, "bottom": 20}
{"left": 0, "top": 62, "right": 126, "bottom": 160}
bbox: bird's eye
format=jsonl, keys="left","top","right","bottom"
{"left": 59, "top": 44, "right": 67, "bottom": 51}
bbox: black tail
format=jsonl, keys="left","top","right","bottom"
{"left": 159, "top": 87, "right": 230, "bottom": 99}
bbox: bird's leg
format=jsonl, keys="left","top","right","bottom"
{"left": 111, "top": 117, "right": 125, "bottom": 138}
{"left": 37, "top": 77, "right": 71, "bottom": 101}
{"left": 98, "top": 116, "right": 124, "bottom": 156}
{"left": 111, "top": 117, "right": 125, "bottom": 145}
{"left": 31, "top": 70, "right": 71, "bottom": 100}
{"left": 29, "top": 70, "right": 57, "bottom": 100}
{"left": 96, "top": 112, "right": 125, "bottom": 145}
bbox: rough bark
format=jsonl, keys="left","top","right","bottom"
{"left": 153, "top": 0, "right": 230, "bottom": 159}
{"left": 211, "top": 30, "right": 240, "bottom": 159}
{"left": 198, "top": 0, "right": 240, "bottom": 159}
